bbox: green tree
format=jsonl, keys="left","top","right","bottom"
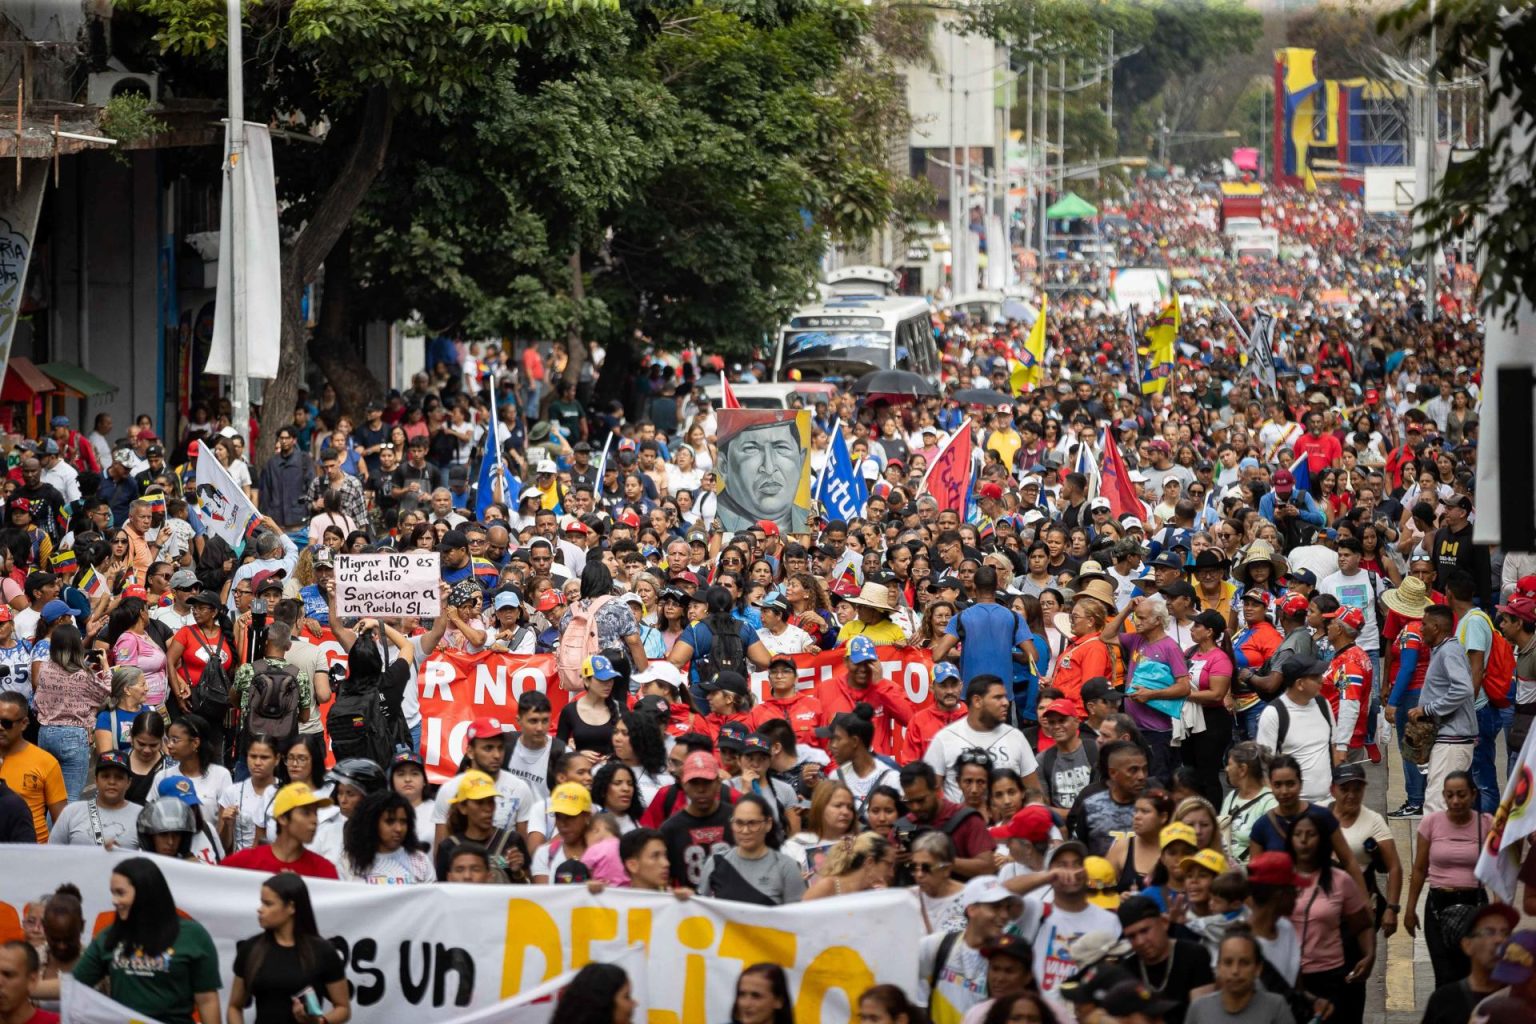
{"left": 124, "top": 0, "right": 615, "bottom": 458}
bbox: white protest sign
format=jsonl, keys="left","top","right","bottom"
{"left": 335, "top": 552, "right": 442, "bottom": 618}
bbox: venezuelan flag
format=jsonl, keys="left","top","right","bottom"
{"left": 472, "top": 556, "right": 499, "bottom": 585}
{"left": 1140, "top": 292, "right": 1179, "bottom": 396}
{"left": 50, "top": 549, "right": 78, "bottom": 577}
{"left": 144, "top": 493, "right": 167, "bottom": 517}
{"left": 78, "top": 566, "right": 103, "bottom": 597}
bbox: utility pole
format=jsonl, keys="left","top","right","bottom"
{"left": 226, "top": 0, "right": 249, "bottom": 440}
{"left": 1424, "top": 0, "right": 1439, "bottom": 322}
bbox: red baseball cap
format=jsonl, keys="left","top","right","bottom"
{"left": 122, "top": 585, "right": 149, "bottom": 600}
{"left": 1517, "top": 575, "right": 1536, "bottom": 599}
{"left": 1279, "top": 593, "right": 1311, "bottom": 618}
{"left": 1272, "top": 469, "right": 1294, "bottom": 492}
{"left": 680, "top": 751, "right": 719, "bottom": 783}
{"left": 1496, "top": 596, "right": 1536, "bottom": 625}
{"left": 1324, "top": 606, "right": 1366, "bottom": 631}
{"left": 0, "top": 606, "right": 13, "bottom": 623}
{"left": 1247, "top": 851, "right": 1301, "bottom": 887}
{"left": 536, "top": 590, "right": 565, "bottom": 613}
{"left": 1041, "top": 698, "right": 1078, "bottom": 719}
{"left": 617, "top": 510, "right": 641, "bottom": 528}
{"left": 755, "top": 519, "right": 780, "bottom": 537}
{"left": 979, "top": 481, "right": 1004, "bottom": 501}
{"left": 466, "top": 717, "right": 507, "bottom": 742}
{"left": 989, "top": 805, "right": 1055, "bottom": 843}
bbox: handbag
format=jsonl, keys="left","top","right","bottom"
{"left": 1403, "top": 714, "right": 1438, "bottom": 766}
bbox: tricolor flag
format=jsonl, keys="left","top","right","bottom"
{"left": 50, "top": 549, "right": 78, "bottom": 577}
{"left": 1010, "top": 297, "right": 1048, "bottom": 395}
{"left": 1287, "top": 450, "right": 1311, "bottom": 494}
{"left": 77, "top": 566, "right": 103, "bottom": 598}
{"left": 920, "top": 424, "right": 974, "bottom": 515}
{"left": 1476, "top": 723, "right": 1536, "bottom": 900}
{"left": 1140, "top": 292, "right": 1179, "bottom": 396}
{"left": 721, "top": 376, "right": 742, "bottom": 410}
{"left": 61, "top": 974, "right": 170, "bottom": 1024}
{"left": 143, "top": 492, "right": 167, "bottom": 518}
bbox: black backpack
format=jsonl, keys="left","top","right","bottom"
{"left": 242, "top": 661, "right": 302, "bottom": 750}
{"left": 326, "top": 679, "right": 398, "bottom": 766}
{"left": 1273, "top": 694, "right": 1334, "bottom": 752}
{"left": 695, "top": 614, "right": 747, "bottom": 679}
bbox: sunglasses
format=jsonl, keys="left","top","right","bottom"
{"left": 0, "top": 717, "right": 20, "bottom": 730}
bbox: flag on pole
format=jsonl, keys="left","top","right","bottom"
{"left": 1098, "top": 427, "right": 1144, "bottom": 522}
{"left": 921, "top": 425, "right": 974, "bottom": 515}
{"left": 1073, "top": 438, "right": 1100, "bottom": 499}
{"left": 193, "top": 439, "right": 262, "bottom": 552}
{"left": 1124, "top": 308, "right": 1142, "bottom": 387}
{"left": 1246, "top": 310, "right": 1278, "bottom": 395}
{"left": 1287, "top": 450, "right": 1311, "bottom": 494}
{"left": 1475, "top": 724, "right": 1536, "bottom": 900}
{"left": 815, "top": 422, "right": 867, "bottom": 522}
{"left": 1010, "top": 297, "right": 1048, "bottom": 395}
{"left": 476, "top": 378, "right": 518, "bottom": 518}
{"left": 721, "top": 376, "right": 742, "bottom": 410}
{"left": 1140, "top": 292, "right": 1179, "bottom": 396}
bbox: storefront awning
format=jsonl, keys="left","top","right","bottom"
{"left": 38, "top": 361, "right": 118, "bottom": 398}
{"left": 1, "top": 357, "right": 58, "bottom": 402}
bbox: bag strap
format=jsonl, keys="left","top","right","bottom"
{"left": 87, "top": 799, "right": 104, "bottom": 847}
{"left": 929, "top": 929, "right": 962, "bottom": 997}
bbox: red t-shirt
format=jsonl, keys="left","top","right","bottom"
{"left": 1293, "top": 431, "right": 1342, "bottom": 475}
{"left": 222, "top": 843, "right": 340, "bottom": 879}
{"left": 172, "top": 624, "right": 234, "bottom": 690}
{"left": 21, "top": 1010, "right": 59, "bottom": 1024}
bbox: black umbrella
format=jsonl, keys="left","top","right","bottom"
{"left": 950, "top": 388, "right": 1012, "bottom": 407}
{"left": 849, "top": 369, "right": 939, "bottom": 402}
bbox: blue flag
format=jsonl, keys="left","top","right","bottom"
{"left": 476, "top": 422, "right": 517, "bottom": 519}
{"left": 1288, "top": 451, "right": 1311, "bottom": 494}
{"left": 816, "top": 424, "right": 866, "bottom": 521}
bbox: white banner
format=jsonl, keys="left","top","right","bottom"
{"left": 60, "top": 975, "right": 169, "bottom": 1024}
{"left": 1476, "top": 719, "right": 1536, "bottom": 901}
{"left": 208, "top": 122, "right": 282, "bottom": 379}
{"left": 1, "top": 848, "right": 920, "bottom": 1024}
{"left": 335, "top": 552, "right": 442, "bottom": 618}
{"left": 0, "top": 162, "right": 47, "bottom": 373}
{"left": 192, "top": 439, "right": 261, "bottom": 552}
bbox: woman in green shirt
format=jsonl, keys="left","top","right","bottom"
{"left": 73, "top": 857, "right": 222, "bottom": 1024}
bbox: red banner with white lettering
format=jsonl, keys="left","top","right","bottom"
{"left": 415, "top": 646, "right": 936, "bottom": 783}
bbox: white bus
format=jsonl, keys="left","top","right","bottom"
{"left": 772, "top": 292, "right": 938, "bottom": 382}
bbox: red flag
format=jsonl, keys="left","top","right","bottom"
{"left": 721, "top": 377, "right": 742, "bottom": 410}
{"left": 920, "top": 425, "right": 973, "bottom": 514}
{"left": 1098, "top": 427, "right": 1144, "bottom": 523}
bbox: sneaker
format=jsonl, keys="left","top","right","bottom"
{"left": 1388, "top": 803, "right": 1422, "bottom": 819}
{"left": 1367, "top": 743, "right": 1382, "bottom": 764}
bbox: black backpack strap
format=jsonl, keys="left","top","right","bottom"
{"left": 929, "top": 929, "right": 962, "bottom": 998}
{"left": 1274, "top": 698, "right": 1290, "bottom": 751}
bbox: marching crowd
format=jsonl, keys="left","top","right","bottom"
{"left": 1, "top": 181, "right": 1535, "bottom": 1024}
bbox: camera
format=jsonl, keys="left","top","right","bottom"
{"left": 252, "top": 598, "right": 269, "bottom": 616}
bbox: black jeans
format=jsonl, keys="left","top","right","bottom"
{"left": 1425, "top": 887, "right": 1486, "bottom": 989}
{"left": 1181, "top": 708, "right": 1234, "bottom": 808}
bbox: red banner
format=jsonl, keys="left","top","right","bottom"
{"left": 414, "top": 646, "right": 937, "bottom": 783}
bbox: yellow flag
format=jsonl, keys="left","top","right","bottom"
{"left": 1140, "top": 291, "right": 1179, "bottom": 396}
{"left": 1011, "top": 297, "right": 1048, "bottom": 396}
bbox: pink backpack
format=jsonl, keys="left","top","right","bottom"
{"left": 556, "top": 595, "right": 615, "bottom": 692}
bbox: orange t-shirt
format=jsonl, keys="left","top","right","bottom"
{"left": 0, "top": 742, "right": 66, "bottom": 841}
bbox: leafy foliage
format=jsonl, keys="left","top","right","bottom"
{"left": 98, "top": 93, "right": 168, "bottom": 163}
{"left": 1381, "top": 0, "right": 1536, "bottom": 321}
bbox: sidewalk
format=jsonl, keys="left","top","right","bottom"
{"left": 1367, "top": 735, "right": 1532, "bottom": 1024}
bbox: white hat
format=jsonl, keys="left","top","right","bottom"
{"left": 1022, "top": 509, "right": 1046, "bottom": 526}
{"left": 1021, "top": 475, "right": 1042, "bottom": 488}
{"left": 1087, "top": 496, "right": 1112, "bottom": 512}
{"left": 632, "top": 661, "right": 685, "bottom": 689}
{"left": 1120, "top": 515, "right": 1144, "bottom": 531}
{"left": 1128, "top": 470, "right": 1148, "bottom": 484}
{"left": 536, "top": 459, "right": 558, "bottom": 475}
{"left": 860, "top": 459, "right": 881, "bottom": 481}
{"left": 960, "top": 876, "right": 1017, "bottom": 908}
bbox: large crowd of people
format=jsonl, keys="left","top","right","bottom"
{"left": 1, "top": 179, "right": 1534, "bottom": 1024}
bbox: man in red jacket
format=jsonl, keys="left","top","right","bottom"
{"left": 901, "top": 661, "right": 966, "bottom": 763}
{"left": 750, "top": 657, "right": 826, "bottom": 749}
{"left": 1291, "top": 409, "right": 1342, "bottom": 483}
{"left": 815, "top": 635, "right": 912, "bottom": 757}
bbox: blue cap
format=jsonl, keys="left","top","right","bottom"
{"left": 39, "top": 599, "right": 75, "bottom": 624}
{"left": 1287, "top": 568, "right": 1318, "bottom": 587}
{"left": 156, "top": 775, "right": 201, "bottom": 806}
{"left": 493, "top": 591, "right": 521, "bottom": 611}
{"left": 846, "top": 635, "right": 878, "bottom": 665}
{"left": 582, "top": 654, "right": 620, "bottom": 681}
{"left": 934, "top": 662, "right": 961, "bottom": 684}
{"left": 1238, "top": 456, "right": 1260, "bottom": 470}
{"left": 50, "top": 415, "right": 69, "bottom": 428}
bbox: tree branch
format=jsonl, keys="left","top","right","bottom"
{"left": 291, "top": 85, "right": 396, "bottom": 281}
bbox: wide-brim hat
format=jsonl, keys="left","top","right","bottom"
{"left": 1382, "top": 576, "right": 1432, "bottom": 618}
{"left": 1191, "top": 549, "right": 1230, "bottom": 573}
{"left": 1234, "top": 542, "right": 1287, "bottom": 583}
{"left": 1074, "top": 579, "right": 1118, "bottom": 612}
{"left": 1070, "top": 560, "right": 1111, "bottom": 589}
{"left": 847, "top": 582, "right": 898, "bottom": 612}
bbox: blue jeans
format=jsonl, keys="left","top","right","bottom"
{"left": 38, "top": 724, "right": 91, "bottom": 803}
{"left": 1393, "top": 690, "right": 1426, "bottom": 807}
{"left": 410, "top": 723, "right": 422, "bottom": 758}
{"left": 1237, "top": 702, "right": 1265, "bottom": 744}
{"left": 1473, "top": 703, "right": 1514, "bottom": 812}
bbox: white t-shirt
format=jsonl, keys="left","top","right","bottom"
{"left": 217, "top": 778, "right": 278, "bottom": 852}
{"left": 13, "top": 607, "right": 39, "bottom": 643}
{"left": 834, "top": 760, "right": 901, "bottom": 814}
{"left": 412, "top": 800, "right": 435, "bottom": 847}
{"left": 1015, "top": 896, "right": 1122, "bottom": 1023}
{"left": 917, "top": 931, "right": 989, "bottom": 1024}
{"left": 152, "top": 763, "right": 235, "bottom": 813}
{"left": 503, "top": 740, "right": 554, "bottom": 800}
{"left": 923, "top": 720, "right": 1039, "bottom": 802}
{"left": 1256, "top": 917, "right": 1301, "bottom": 985}
{"left": 432, "top": 768, "right": 535, "bottom": 831}
{"left": 1319, "top": 569, "right": 1384, "bottom": 652}
{"left": 151, "top": 605, "right": 196, "bottom": 633}
{"left": 758, "top": 624, "right": 816, "bottom": 656}
{"left": 310, "top": 813, "right": 346, "bottom": 864}
{"left": 1255, "top": 696, "right": 1334, "bottom": 803}
{"left": 46, "top": 799, "right": 143, "bottom": 848}
{"left": 339, "top": 845, "right": 435, "bottom": 884}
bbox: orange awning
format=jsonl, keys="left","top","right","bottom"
{"left": 2, "top": 357, "right": 59, "bottom": 402}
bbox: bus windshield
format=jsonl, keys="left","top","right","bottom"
{"left": 780, "top": 328, "right": 893, "bottom": 372}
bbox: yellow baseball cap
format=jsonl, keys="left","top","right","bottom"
{"left": 549, "top": 782, "right": 593, "bottom": 817}
{"left": 1083, "top": 856, "right": 1120, "bottom": 910}
{"left": 271, "top": 782, "right": 332, "bottom": 820}
{"left": 1179, "top": 848, "right": 1229, "bottom": 877}
{"left": 450, "top": 770, "right": 499, "bottom": 805}
{"left": 1159, "top": 822, "right": 1198, "bottom": 850}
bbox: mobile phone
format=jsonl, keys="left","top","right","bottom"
{"left": 297, "top": 986, "right": 323, "bottom": 1017}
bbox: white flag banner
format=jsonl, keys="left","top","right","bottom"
{"left": 60, "top": 974, "right": 170, "bottom": 1024}
{"left": 3, "top": 849, "right": 920, "bottom": 1023}
{"left": 1475, "top": 720, "right": 1536, "bottom": 901}
{"left": 1247, "top": 310, "right": 1278, "bottom": 395}
{"left": 208, "top": 121, "right": 281, "bottom": 379}
{"left": 0, "top": 162, "right": 48, "bottom": 373}
{"left": 192, "top": 439, "right": 261, "bottom": 550}
{"left": 436, "top": 945, "right": 648, "bottom": 1024}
